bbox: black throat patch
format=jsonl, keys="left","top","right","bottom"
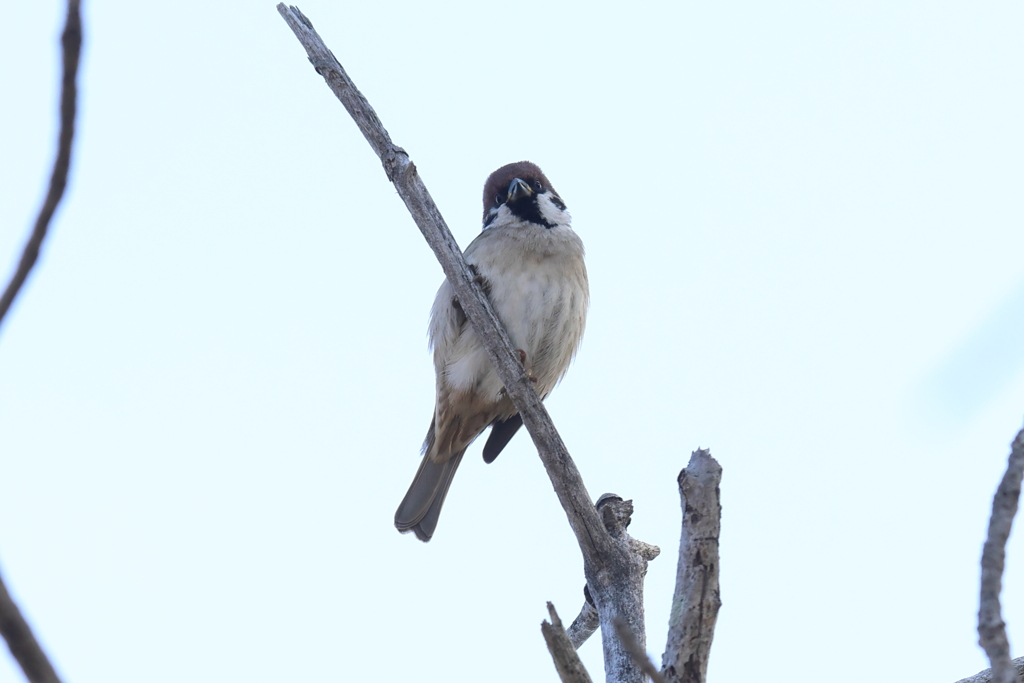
{"left": 506, "top": 195, "right": 558, "bottom": 229}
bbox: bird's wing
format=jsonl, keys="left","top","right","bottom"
{"left": 428, "top": 278, "right": 466, "bottom": 370}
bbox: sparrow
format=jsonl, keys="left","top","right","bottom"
{"left": 394, "top": 161, "right": 589, "bottom": 541}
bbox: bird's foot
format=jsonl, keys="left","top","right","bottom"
{"left": 468, "top": 264, "right": 491, "bottom": 297}
{"left": 516, "top": 349, "right": 538, "bottom": 383}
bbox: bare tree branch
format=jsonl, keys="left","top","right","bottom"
{"left": 566, "top": 496, "right": 660, "bottom": 658}
{"left": 542, "top": 603, "right": 593, "bottom": 683}
{"left": 590, "top": 495, "right": 660, "bottom": 681}
{"left": 0, "top": 2, "right": 80, "bottom": 681}
{"left": 0, "top": 567, "right": 63, "bottom": 683}
{"left": 956, "top": 657, "right": 1024, "bottom": 683}
{"left": 662, "top": 449, "right": 722, "bottom": 683}
{"left": 978, "top": 426, "right": 1024, "bottom": 683}
{"left": 613, "top": 618, "right": 668, "bottom": 683}
{"left": 567, "top": 598, "right": 599, "bottom": 650}
{"left": 276, "top": 6, "right": 652, "bottom": 681}
{"left": 0, "top": 0, "right": 82, "bottom": 332}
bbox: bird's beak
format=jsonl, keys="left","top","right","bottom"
{"left": 507, "top": 178, "right": 533, "bottom": 203}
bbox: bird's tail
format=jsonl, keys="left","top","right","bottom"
{"left": 394, "top": 446, "right": 465, "bottom": 542}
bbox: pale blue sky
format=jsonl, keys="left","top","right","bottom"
{"left": 1, "top": 2, "right": 1023, "bottom": 682}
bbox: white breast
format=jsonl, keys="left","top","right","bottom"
{"left": 431, "top": 219, "right": 588, "bottom": 402}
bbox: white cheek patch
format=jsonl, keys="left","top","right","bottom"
{"left": 484, "top": 204, "right": 511, "bottom": 229}
{"left": 538, "top": 194, "right": 571, "bottom": 227}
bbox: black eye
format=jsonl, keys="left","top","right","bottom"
{"left": 533, "top": 180, "right": 544, "bottom": 192}
{"left": 494, "top": 193, "right": 503, "bottom": 206}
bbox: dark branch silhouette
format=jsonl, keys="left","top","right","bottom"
{"left": 0, "top": 3, "right": 81, "bottom": 683}
{"left": 0, "top": 0, "right": 82, "bottom": 332}
{"left": 978, "top": 426, "right": 1024, "bottom": 683}
{"left": 0, "top": 573, "right": 63, "bottom": 683}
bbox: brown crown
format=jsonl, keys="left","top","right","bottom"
{"left": 481, "top": 161, "right": 558, "bottom": 221}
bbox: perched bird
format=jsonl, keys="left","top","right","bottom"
{"left": 394, "top": 161, "right": 589, "bottom": 541}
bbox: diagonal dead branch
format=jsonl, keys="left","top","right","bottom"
{"left": 0, "top": 0, "right": 82, "bottom": 333}
{"left": 662, "top": 449, "right": 722, "bottom": 683}
{"left": 276, "top": 7, "right": 650, "bottom": 682}
{"left": 978, "top": 426, "right": 1024, "bottom": 683}
{"left": 276, "top": 1, "right": 610, "bottom": 570}
{"left": 0, "top": 567, "right": 63, "bottom": 683}
{"left": 542, "top": 603, "right": 593, "bottom": 683}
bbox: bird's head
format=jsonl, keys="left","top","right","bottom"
{"left": 481, "top": 161, "right": 570, "bottom": 230}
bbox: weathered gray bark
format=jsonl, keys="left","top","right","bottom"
{"left": 661, "top": 449, "right": 722, "bottom": 683}
{"left": 542, "top": 603, "right": 593, "bottom": 683}
{"left": 567, "top": 600, "right": 599, "bottom": 649}
{"left": 564, "top": 496, "right": 660, "bottom": 657}
{"left": 978, "top": 426, "right": 1024, "bottom": 683}
{"left": 956, "top": 657, "right": 1024, "bottom": 683}
{"left": 613, "top": 618, "right": 668, "bottom": 683}
{"left": 591, "top": 495, "right": 660, "bottom": 681}
{"left": 275, "top": 6, "right": 652, "bottom": 681}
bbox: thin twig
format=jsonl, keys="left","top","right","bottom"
{"left": 0, "top": 0, "right": 82, "bottom": 332}
{"left": 542, "top": 603, "right": 593, "bottom": 683}
{"left": 613, "top": 618, "right": 668, "bottom": 683}
{"left": 0, "top": 567, "right": 63, "bottom": 683}
{"left": 978, "top": 426, "right": 1024, "bottom": 683}
{"left": 276, "top": 7, "right": 648, "bottom": 682}
{"left": 661, "top": 449, "right": 722, "bottom": 683}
